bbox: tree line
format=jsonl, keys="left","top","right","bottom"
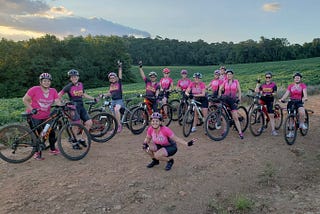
{"left": 1, "top": 34, "right": 319, "bottom": 98}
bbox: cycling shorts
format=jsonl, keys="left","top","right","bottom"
{"left": 74, "top": 102, "right": 91, "bottom": 122}
{"left": 221, "top": 96, "right": 238, "bottom": 111}
{"left": 195, "top": 96, "right": 208, "bottom": 108}
{"left": 260, "top": 96, "right": 274, "bottom": 113}
{"left": 287, "top": 100, "right": 303, "bottom": 112}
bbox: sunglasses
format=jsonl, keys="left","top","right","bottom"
{"left": 265, "top": 76, "right": 271, "bottom": 79}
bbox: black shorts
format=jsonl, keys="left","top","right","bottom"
{"left": 195, "top": 97, "right": 208, "bottom": 108}
{"left": 221, "top": 96, "right": 238, "bottom": 111}
{"left": 287, "top": 100, "right": 303, "bottom": 112}
{"left": 74, "top": 102, "right": 91, "bottom": 122}
{"left": 156, "top": 143, "right": 177, "bottom": 157}
{"left": 260, "top": 96, "right": 274, "bottom": 113}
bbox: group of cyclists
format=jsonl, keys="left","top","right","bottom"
{"left": 21, "top": 60, "right": 309, "bottom": 170}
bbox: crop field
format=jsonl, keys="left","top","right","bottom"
{"left": 1, "top": 57, "right": 319, "bottom": 125}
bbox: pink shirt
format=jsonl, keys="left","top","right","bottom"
{"left": 187, "top": 82, "right": 206, "bottom": 95}
{"left": 177, "top": 78, "right": 191, "bottom": 91}
{"left": 160, "top": 77, "right": 173, "bottom": 90}
{"left": 287, "top": 83, "right": 307, "bottom": 100}
{"left": 222, "top": 80, "right": 239, "bottom": 97}
{"left": 146, "top": 126, "right": 174, "bottom": 146}
{"left": 209, "top": 79, "right": 223, "bottom": 92}
{"left": 26, "top": 86, "right": 58, "bottom": 119}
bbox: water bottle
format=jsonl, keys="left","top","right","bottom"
{"left": 41, "top": 124, "right": 50, "bottom": 137}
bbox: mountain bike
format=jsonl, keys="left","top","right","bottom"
{"left": 205, "top": 97, "right": 248, "bottom": 141}
{"left": 129, "top": 95, "right": 173, "bottom": 135}
{"left": 249, "top": 94, "right": 283, "bottom": 136}
{"left": 86, "top": 95, "right": 139, "bottom": 134}
{"left": 282, "top": 100, "right": 310, "bottom": 145}
{"left": 0, "top": 103, "right": 91, "bottom": 163}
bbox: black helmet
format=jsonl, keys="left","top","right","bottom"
{"left": 68, "top": 69, "right": 79, "bottom": 77}
{"left": 39, "top": 73, "right": 52, "bottom": 81}
{"left": 293, "top": 72, "right": 302, "bottom": 78}
{"left": 193, "top": 72, "right": 202, "bottom": 79}
{"left": 265, "top": 71, "right": 273, "bottom": 77}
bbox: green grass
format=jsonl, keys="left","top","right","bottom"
{"left": 1, "top": 57, "right": 320, "bottom": 126}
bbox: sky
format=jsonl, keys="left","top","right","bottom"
{"left": 0, "top": 0, "right": 319, "bottom": 45}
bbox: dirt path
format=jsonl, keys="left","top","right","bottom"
{"left": 0, "top": 96, "right": 319, "bottom": 214}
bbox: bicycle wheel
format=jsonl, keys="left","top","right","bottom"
{"left": 237, "top": 106, "right": 249, "bottom": 133}
{"left": 300, "top": 109, "right": 309, "bottom": 136}
{"left": 90, "top": 112, "right": 118, "bottom": 143}
{"left": 182, "top": 109, "right": 194, "bottom": 137}
{"left": 0, "top": 125, "right": 37, "bottom": 163}
{"left": 88, "top": 108, "right": 103, "bottom": 117}
{"left": 160, "top": 104, "right": 173, "bottom": 126}
{"left": 57, "top": 123, "right": 91, "bottom": 160}
{"left": 284, "top": 116, "right": 297, "bottom": 145}
{"left": 178, "top": 101, "right": 188, "bottom": 126}
{"left": 122, "top": 106, "right": 138, "bottom": 130}
{"left": 274, "top": 104, "right": 283, "bottom": 130}
{"left": 130, "top": 107, "right": 149, "bottom": 135}
{"left": 169, "top": 99, "right": 180, "bottom": 121}
{"left": 249, "top": 108, "right": 265, "bottom": 136}
{"left": 205, "top": 111, "right": 229, "bottom": 141}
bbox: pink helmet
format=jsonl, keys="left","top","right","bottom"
{"left": 162, "top": 68, "right": 170, "bottom": 74}
{"left": 181, "top": 69, "right": 188, "bottom": 75}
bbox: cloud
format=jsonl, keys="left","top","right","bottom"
{"left": 0, "top": 0, "right": 150, "bottom": 40}
{"left": 262, "top": 3, "right": 280, "bottom": 12}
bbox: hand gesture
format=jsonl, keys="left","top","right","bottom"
{"left": 117, "top": 60, "right": 122, "bottom": 68}
{"left": 138, "top": 60, "right": 143, "bottom": 68}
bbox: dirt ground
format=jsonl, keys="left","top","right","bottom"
{"left": 0, "top": 96, "right": 320, "bottom": 214}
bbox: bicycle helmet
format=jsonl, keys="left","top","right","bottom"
{"left": 226, "top": 69, "right": 234, "bottom": 74}
{"left": 220, "top": 66, "right": 226, "bottom": 70}
{"left": 193, "top": 72, "right": 202, "bottom": 79}
{"left": 108, "top": 72, "right": 117, "bottom": 78}
{"left": 293, "top": 72, "right": 302, "bottom": 78}
{"left": 39, "top": 73, "right": 52, "bottom": 81}
{"left": 151, "top": 112, "right": 163, "bottom": 121}
{"left": 181, "top": 69, "right": 188, "bottom": 75}
{"left": 265, "top": 71, "right": 273, "bottom": 77}
{"left": 148, "top": 71, "right": 158, "bottom": 77}
{"left": 67, "top": 69, "right": 79, "bottom": 77}
{"left": 162, "top": 68, "right": 170, "bottom": 74}
{"left": 214, "top": 70, "right": 220, "bottom": 75}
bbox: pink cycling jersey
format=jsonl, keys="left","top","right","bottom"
{"left": 187, "top": 82, "right": 206, "bottom": 95}
{"left": 177, "top": 78, "right": 191, "bottom": 91}
{"left": 259, "top": 82, "right": 277, "bottom": 96}
{"left": 209, "top": 79, "right": 223, "bottom": 92}
{"left": 26, "top": 86, "right": 58, "bottom": 119}
{"left": 144, "top": 77, "right": 159, "bottom": 97}
{"left": 222, "top": 80, "right": 239, "bottom": 97}
{"left": 287, "top": 83, "right": 307, "bottom": 100}
{"left": 146, "top": 126, "right": 174, "bottom": 146}
{"left": 160, "top": 77, "right": 173, "bottom": 90}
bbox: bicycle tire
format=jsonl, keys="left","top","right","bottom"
{"left": 274, "top": 104, "right": 283, "bottom": 130}
{"left": 178, "top": 101, "right": 188, "bottom": 126}
{"left": 88, "top": 108, "right": 103, "bottom": 117}
{"left": 249, "top": 108, "right": 265, "bottom": 136}
{"left": 182, "top": 109, "right": 194, "bottom": 137}
{"left": 90, "top": 112, "right": 118, "bottom": 143}
{"left": 169, "top": 99, "right": 180, "bottom": 121}
{"left": 284, "top": 115, "right": 297, "bottom": 145}
{"left": 160, "top": 104, "right": 173, "bottom": 126}
{"left": 205, "top": 111, "right": 229, "bottom": 141}
{"left": 300, "top": 109, "right": 309, "bottom": 136}
{"left": 57, "top": 123, "right": 91, "bottom": 160}
{"left": 237, "top": 106, "right": 249, "bottom": 133}
{"left": 122, "top": 105, "right": 138, "bottom": 130}
{"left": 130, "top": 107, "right": 149, "bottom": 135}
{"left": 0, "top": 124, "right": 37, "bottom": 163}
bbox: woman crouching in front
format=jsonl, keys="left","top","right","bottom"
{"left": 142, "top": 112, "right": 196, "bottom": 171}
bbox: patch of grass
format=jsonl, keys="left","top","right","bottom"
{"left": 233, "top": 194, "right": 254, "bottom": 212}
{"left": 206, "top": 198, "right": 228, "bottom": 214}
{"left": 258, "top": 162, "right": 276, "bottom": 186}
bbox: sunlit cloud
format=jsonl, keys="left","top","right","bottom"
{"left": 0, "top": 26, "right": 45, "bottom": 40}
{"left": 263, "top": 3, "right": 280, "bottom": 12}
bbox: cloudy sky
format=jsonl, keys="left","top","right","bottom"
{"left": 0, "top": 0, "right": 318, "bottom": 44}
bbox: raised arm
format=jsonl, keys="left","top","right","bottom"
{"left": 138, "top": 61, "right": 145, "bottom": 80}
{"left": 117, "top": 60, "right": 122, "bottom": 79}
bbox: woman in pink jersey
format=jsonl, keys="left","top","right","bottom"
{"left": 142, "top": 112, "right": 196, "bottom": 171}
{"left": 219, "top": 69, "right": 244, "bottom": 139}
{"left": 280, "top": 72, "right": 308, "bottom": 134}
{"left": 159, "top": 67, "right": 174, "bottom": 105}
{"left": 219, "top": 66, "right": 228, "bottom": 81}
{"left": 185, "top": 72, "right": 208, "bottom": 133}
{"left": 22, "top": 73, "right": 61, "bottom": 160}
{"left": 207, "top": 69, "right": 223, "bottom": 99}
{"left": 255, "top": 71, "right": 279, "bottom": 136}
